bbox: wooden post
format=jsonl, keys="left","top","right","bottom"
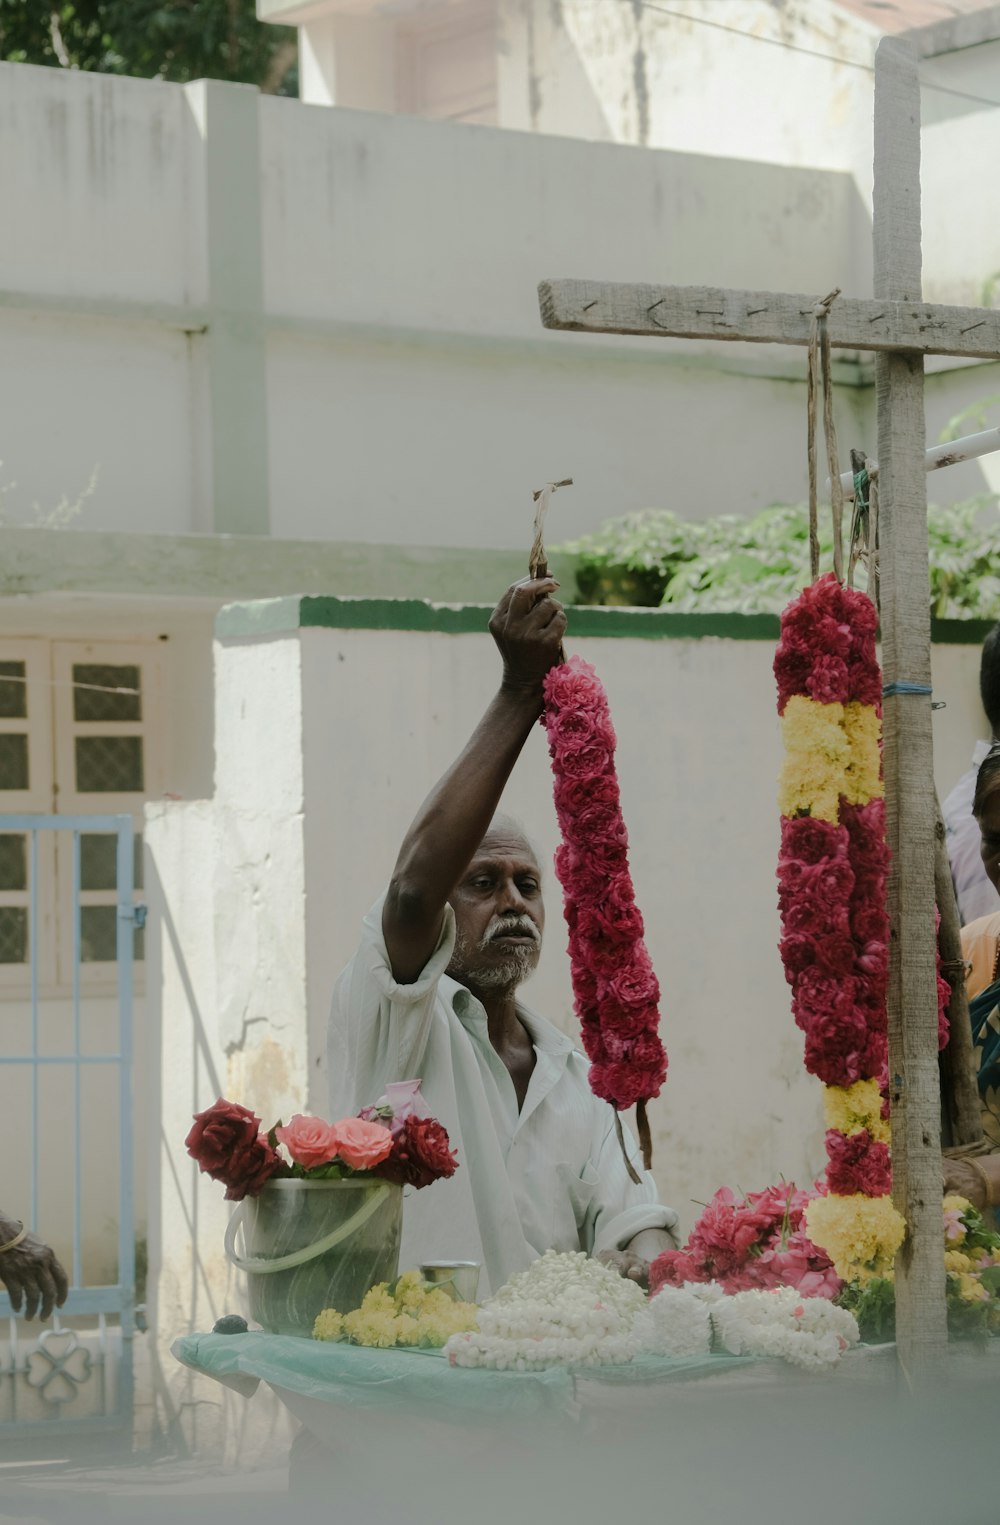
{"left": 873, "top": 37, "right": 949, "bottom": 1382}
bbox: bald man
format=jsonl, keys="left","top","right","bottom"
{"left": 328, "top": 578, "right": 677, "bottom": 1296}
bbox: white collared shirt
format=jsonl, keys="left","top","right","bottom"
{"left": 327, "top": 895, "right": 678, "bottom": 1296}
{"left": 943, "top": 740, "right": 1000, "bottom": 926}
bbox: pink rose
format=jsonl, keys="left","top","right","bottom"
{"left": 555, "top": 741, "right": 615, "bottom": 781}
{"left": 603, "top": 954, "right": 660, "bottom": 1011}
{"left": 327, "top": 1117, "right": 394, "bottom": 1170}
{"left": 383, "top": 1080, "right": 431, "bottom": 1136}
{"left": 543, "top": 656, "right": 608, "bottom": 714}
{"left": 276, "top": 1114, "right": 343, "bottom": 1170}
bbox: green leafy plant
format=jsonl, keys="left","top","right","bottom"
{"left": 556, "top": 496, "right": 1000, "bottom": 618}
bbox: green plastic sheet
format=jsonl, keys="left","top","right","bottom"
{"left": 172, "top": 1332, "right": 757, "bottom": 1424}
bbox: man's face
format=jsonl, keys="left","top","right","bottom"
{"left": 979, "top": 778, "right": 1000, "bottom": 892}
{"left": 446, "top": 829, "right": 544, "bottom": 993}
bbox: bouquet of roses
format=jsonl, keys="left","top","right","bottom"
{"left": 185, "top": 1078, "right": 458, "bottom": 1201}
{"left": 649, "top": 1182, "right": 841, "bottom": 1299}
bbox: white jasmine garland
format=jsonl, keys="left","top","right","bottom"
{"left": 709, "top": 1287, "right": 860, "bottom": 1372}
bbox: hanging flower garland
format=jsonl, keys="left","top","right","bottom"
{"left": 542, "top": 656, "right": 667, "bottom": 1170}
{"left": 773, "top": 574, "right": 906, "bottom": 1280}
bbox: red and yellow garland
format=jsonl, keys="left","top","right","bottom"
{"left": 773, "top": 574, "right": 906, "bottom": 1279}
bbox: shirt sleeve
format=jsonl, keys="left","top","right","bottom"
{"left": 588, "top": 1112, "right": 680, "bottom": 1257}
{"left": 327, "top": 892, "right": 457, "bottom": 1118}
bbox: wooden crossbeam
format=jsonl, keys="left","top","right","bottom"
{"left": 539, "top": 279, "right": 1000, "bottom": 361}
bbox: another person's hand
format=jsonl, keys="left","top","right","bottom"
{"left": 595, "top": 1247, "right": 650, "bottom": 1286}
{"left": 0, "top": 1215, "right": 69, "bottom": 1321}
{"left": 489, "top": 578, "right": 566, "bottom": 692}
{"left": 942, "top": 1152, "right": 1000, "bottom": 1216}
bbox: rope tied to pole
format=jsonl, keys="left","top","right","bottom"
{"left": 529, "top": 478, "right": 573, "bottom": 580}
{"left": 806, "top": 288, "right": 845, "bottom": 585}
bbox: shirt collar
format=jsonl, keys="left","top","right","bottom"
{"left": 974, "top": 738, "right": 994, "bottom": 767}
{"left": 445, "top": 978, "right": 576, "bottom": 1057}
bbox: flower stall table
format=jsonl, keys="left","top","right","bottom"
{"left": 171, "top": 1333, "right": 1000, "bottom": 1525}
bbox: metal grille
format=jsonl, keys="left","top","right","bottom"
{"left": 0, "top": 662, "right": 27, "bottom": 720}
{"left": 0, "top": 834, "right": 26, "bottom": 891}
{"left": 0, "top": 815, "right": 138, "bottom": 1443}
{"left": 0, "top": 906, "right": 27, "bottom": 963}
{"left": 0, "top": 734, "right": 29, "bottom": 791}
{"left": 74, "top": 737, "right": 144, "bottom": 795}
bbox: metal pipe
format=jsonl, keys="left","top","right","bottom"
{"left": 836, "top": 424, "right": 1000, "bottom": 497}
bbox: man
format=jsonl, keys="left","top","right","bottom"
{"left": 943, "top": 621, "right": 1000, "bottom": 925}
{"left": 0, "top": 1209, "right": 68, "bottom": 1321}
{"left": 328, "top": 576, "right": 678, "bottom": 1295}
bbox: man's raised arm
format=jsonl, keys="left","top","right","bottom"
{"left": 382, "top": 576, "right": 565, "bottom": 983}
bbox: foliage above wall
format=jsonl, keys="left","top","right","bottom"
{"left": 557, "top": 497, "right": 1000, "bottom": 619}
{"left": 0, "top": 0, "right": 297, "bottom": 95}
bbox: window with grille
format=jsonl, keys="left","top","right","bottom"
{"left": 0, "top": 639, "right": 161, "bottom": 990}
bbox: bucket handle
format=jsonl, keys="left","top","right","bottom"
{"left": 224, "top": 1182, "right": 391, "bottom": 1275}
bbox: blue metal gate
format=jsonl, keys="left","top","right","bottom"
{"left": 0, "top": 814, "right": 140, "bottom": 1443}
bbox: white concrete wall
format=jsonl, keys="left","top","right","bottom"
{"left": 145, "top": 636, "right": 309, "bottom": 1459}
{"left": 3, "top": 60, "right": 998, "bottom": 560}
{"left": 188, "top": 614, "right": 987, "bottom": 1245}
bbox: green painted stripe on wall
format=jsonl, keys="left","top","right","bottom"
{"left": 217, "top": 594, "right": 993, "bottom": 645}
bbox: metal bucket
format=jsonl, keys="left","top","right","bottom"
{"left": 224, "top": 1178, "right": 403, "bottom": 1337}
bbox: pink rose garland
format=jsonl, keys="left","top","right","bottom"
{"left": 542, "top": 656, "right": 667, "bottom": 1168}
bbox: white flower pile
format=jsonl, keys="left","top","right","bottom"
{"left": 631, "top": 1284, "right": 712, "bottom": 1358}
{"left": 709, "top": 1285, "right": 860, "bottom": 1372}
{"left": 443, "top": 1255, "right": 861, "bottom": 1376}
{"left": 445, "top": 1251, "right": 646, "bottom": 1371}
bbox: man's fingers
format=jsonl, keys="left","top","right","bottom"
{"left": 21, "top": 1275, "right": 40, "bottom": 1322}
{"left": 36, "top": 1265, "right": 59, "bottom": 1322}
{"left": 51, "top": 1255, "right": 69, "bottom": 1308}
{"left": 2, "top": 1271, "right": 23, "bottom": 1313}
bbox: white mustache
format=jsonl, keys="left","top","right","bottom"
{"left": 483, "top": 915, "right": 541, "bottom": 947}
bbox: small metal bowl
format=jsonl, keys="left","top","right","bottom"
{"left": 419, "top": 1261, "right": 481, "bottom": 1304}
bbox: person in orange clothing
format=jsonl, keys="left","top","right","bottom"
{"left": 944, "top": 745, "right": 1000, "bottom": 1209}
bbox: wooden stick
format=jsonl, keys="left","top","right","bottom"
{"left": 874, "top": 35, "right": 949, "bottom": 1384}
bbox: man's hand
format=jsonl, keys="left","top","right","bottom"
{"left": 0, "top": 1217, "right": 69, "bottom": 1322}
{"left": 489, "top": 577, "right": 566, "bottom": 693}
{"left": 596, "top": 1247, "right": 651, "bottom": 1286}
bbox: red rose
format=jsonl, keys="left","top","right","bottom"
{"left": 779, "top": 816, "right": 848, "bottom": 867}
{"left": 805, "top": 654, "right": 851, "bottom": 706}
{"left": 779, "top": 933, "right": 817, "bottom": 982}
{"left": 812, "top": 614, "right": 853, "bottom": 659}
{"left": 573, "top": 911, "right": 634, "bottom": 977}
{"left": 815, "top": 934, "right": 856, "bottom": 978}
{"left": 848, "top": 661, "right": 883, "bottom": 710}
{"left": 374, "top": 1114, "right": 458, "bottom": 1190}
{"left": 553, "top": 772, "right": 619, "bottom": 820}
{"left": 603, "top": 953, "right": 660, "bottom": 1010}
{"left": 774, "top": 648, "right": 812, "bottom": 713}
{"left": 185, "top": 1097, "right": 279, "bottom": 1201}
{"left": 824, "top": 1128, "right": 892, "bottom": 1197}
